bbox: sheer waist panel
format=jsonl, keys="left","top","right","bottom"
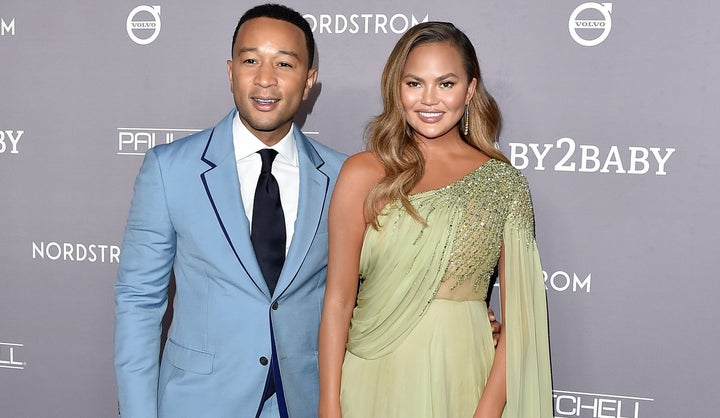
{"left": 434, "top": 276, "right": 490, "bottom": 301}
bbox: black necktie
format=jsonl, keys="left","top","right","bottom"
{"left": 250, "top": 149, "right": 286, "bottom": 295}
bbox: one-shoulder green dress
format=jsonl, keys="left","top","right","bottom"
{"left": 340, "top": 159, "right": 553, "bottom": 418}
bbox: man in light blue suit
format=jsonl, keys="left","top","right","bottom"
{"left": 114, "top": 4, "right": 345, "bottom": 417}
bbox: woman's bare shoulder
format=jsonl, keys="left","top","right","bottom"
{"left": 338, "top": 151, "right": 385, "bottom": 182}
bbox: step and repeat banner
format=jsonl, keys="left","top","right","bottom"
{"left": 1, "top": 1, "right": 718, "bottom": 417}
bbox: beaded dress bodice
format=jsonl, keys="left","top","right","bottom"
{"left": 348, "top": 159, "right": 536, "bottom": 359}
{"left": 359, "top": 158, "right": 534, "bottom": 304}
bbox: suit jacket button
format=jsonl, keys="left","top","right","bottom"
{"left": 259, "top": 356, "right": 269, "bottom": 366}
{"left": 271, "top": 301, "right": 279, "bottom": 310}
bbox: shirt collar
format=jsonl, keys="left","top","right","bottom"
{"left": 232, "top": 112, "right": 298, "bottom": 166}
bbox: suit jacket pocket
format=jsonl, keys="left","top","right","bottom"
{"left": 165, "top": 339, "right": 214, "bottom": 374}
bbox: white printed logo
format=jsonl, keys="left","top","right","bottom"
{"left": 495, "top": 269, "right": 592, "bottom": 294}
{"left": 569, "top": 3, "right": 612, "bottom": 47}
{"left": 1, "top": 18, "right": 15, "bottom": 36}
{"left": 554, "top": 389, "right": 653, "bottom": 417}
{"left": 508, "top": 137, "right": 675, "bottom": 176}
{"left": 545, "top": 270, "right": 592, "bottom": 293}
{"left": 0, "top": 130, "right": 24, "bottom": 155}
{"left": 0, "top": 342, "right": 25, "bottom": 370}
{"left": 117, "top": 127, "right": 201, "bottom": 156}
{"left": 303, "top": 13, "right": 429, "bottom": 34}
{"left": 32, "top": 241, "right": 121, "bottom": 264}
{"left": 127, "top": 5, "right": 161, "bottom": 45}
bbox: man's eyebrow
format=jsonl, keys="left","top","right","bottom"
{"left": 236, "top": 46, "right": 301, "bottom": 61}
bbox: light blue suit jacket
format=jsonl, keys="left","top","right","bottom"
{"left": 114, "top": 110, "right": 346, "bottom": 418}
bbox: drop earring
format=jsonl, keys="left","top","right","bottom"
{"left": 463, "top": 104, "right": 470, "bottom": 136}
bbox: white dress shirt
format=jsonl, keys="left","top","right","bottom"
{"left": 232, "top": 113, "right": 299, "bottom": 255}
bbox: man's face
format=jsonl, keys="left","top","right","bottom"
{"left": 227, "top": 17, "right": 317, "bottom": 145}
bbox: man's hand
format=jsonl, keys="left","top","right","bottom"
{"left": 487, "top": 308, "right": 502, "bottom": 348}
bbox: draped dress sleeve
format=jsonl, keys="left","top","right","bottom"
{"left": 502, "top": 175, "right": 553, "bottom": 417}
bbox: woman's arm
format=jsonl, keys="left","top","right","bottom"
{"left": 318, "top": 153, "right": 382, "bottom": 418}
{"left": 473, "top": 244, "right": 508, "bottom": 418}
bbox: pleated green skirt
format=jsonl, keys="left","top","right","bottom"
{"left": 340, "top": 299, "right": 496, "bottom": 418}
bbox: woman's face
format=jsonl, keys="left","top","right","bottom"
{"left": 400, "top": 42, "right": 476, "bottom": 143}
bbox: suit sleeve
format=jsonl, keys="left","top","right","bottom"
{"left": 114, "top": 148, "right": 176, "bottom": 418}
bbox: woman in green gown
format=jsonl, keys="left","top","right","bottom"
{"left": 318, "top": 22, "right": 552, "bottom": 418}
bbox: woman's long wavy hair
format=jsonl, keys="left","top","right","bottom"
{"left": 365, "top": 21, "right": 509, "bottom": 227}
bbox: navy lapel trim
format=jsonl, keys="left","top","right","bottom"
{"left": 200, "top": 111, "right": 269, "bottom": 297}
{"left": 274, "top": 130, "right": 329, "bottom": 296}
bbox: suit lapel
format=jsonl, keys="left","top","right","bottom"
{"left": 200, "top": 110, "right": 269, "bottom": 296}
{"left": 275, "top": 129, "right": 329, "bottom": 295}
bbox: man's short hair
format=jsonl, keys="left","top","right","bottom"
{"left": 231, "top": 3, "right": 315, "bottom": 67}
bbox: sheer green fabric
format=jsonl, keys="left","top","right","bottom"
{"left": 342, "top": 159, "right": 552, "bottom": 417}
{"left": 504, "top": 217, "right": 553, "bottom": 417}
{"left": 346, "top": 174, "right": 464, "bottom": 359}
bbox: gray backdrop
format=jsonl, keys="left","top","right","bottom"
{"left": 1, "top": 1, "right": 718, "bottom": 417}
